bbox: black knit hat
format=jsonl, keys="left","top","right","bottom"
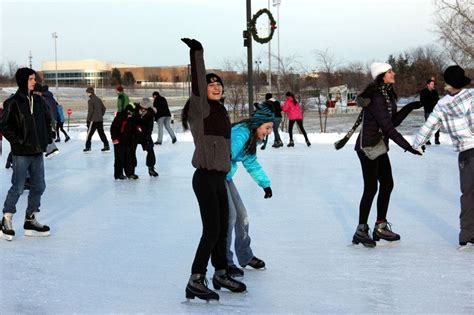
{"left": 86, "top": 87, "right": 95, "bottom": 94}
{"left": 444, "top": 65, "right": 471, "bottom": 89}
{"left": 206, "top": 73, "right": 224, "bottom": 89}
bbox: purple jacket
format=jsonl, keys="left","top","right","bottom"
{"left": 355, "top": 91, "right": 412, "bottom": 152}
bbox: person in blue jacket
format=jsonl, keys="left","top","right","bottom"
{"left": 225, "top": 105, "right": 275, "bottom": 278}
{"left": 55, "top": 104, "right": 70, "bottom": 142}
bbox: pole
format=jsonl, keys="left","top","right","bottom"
{"left": 272, "top": 0, "right": 281, "bottom": 97}
{"left": 52, "top": 32, "right": 58, "bottom": 92}
{"left": 267, "top": 0, "right": 272, "bottom": 92}
{"left": 246, "top": 0, "right": 254, "bottom": 117}
{"left": 28, "top": 51, "right": 32, "bottom": 69}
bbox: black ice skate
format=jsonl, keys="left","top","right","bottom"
{"left": 227, "top": 265, "right": 244, "bottom": 278}
{"left": 101, "top": 146, "right": 110, "bottom": 152}
{"left": 24, "top": 213, "right": 50, "bottom": 237}
{"left": 186, "top": 274, "right": 219, "bottom": 301}
{"left": 373, "top": 221, "right": 400, "bottom": 242}
{"left": 242, "top": 256, "right": 265, "bottom": 269}
{"left": 352, "top": 224, "right": 376, "bottom": 248}
{"left": 287, "top": 140, "right": 294, "bottom": 147}
{"left": 212, "top": 270, "right": 246, "bottom": 292}
{"left": 148, "top": 167, "right": 159, "bottom": 177}
{"left": 1, "top": 214, "right": 15, "bottom": 241}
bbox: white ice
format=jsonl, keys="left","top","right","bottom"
{"left": 0, "top": 128, "right": 472, "bottom": 314}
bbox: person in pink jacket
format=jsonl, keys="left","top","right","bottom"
{"left": 281, "top": 92, "right": 311, "bottom": 147}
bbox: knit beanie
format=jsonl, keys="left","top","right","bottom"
{"left": 249, "top": 105, "right": 274, "bottom": 130}
{"left": 140, "top": 97, "right": 151, "bottom": 108}
{"left": 206, "top": 73, "right": 224, "bottom": 89}
{"left": 116, "top": 86, "right": 124, "bottom": 92}
{"left": 370, "top": 62, "right": 392, "bottom": 80}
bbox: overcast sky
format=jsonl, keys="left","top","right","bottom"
{"left": 0, "top": 0, "right": 439, "bottom": 72}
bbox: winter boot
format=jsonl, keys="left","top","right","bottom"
{"left": 242, "top": 256, "right": 265, "bottom": 269}
{"left": 83, "top": 147, "right": 91, "bottom": 153}
{"left": 186, "top": 274, "right": 219, "bottom": 301}
{"left": 227, "top": 265, "right": 244, "bottom": 278}
{"left": 287, "top": 140, "right": 294, "bottom": 147}
{"left": 1, "top": 213, "right": 15, "bottom": 241}
{"left": 212, "top": 269, "right": 246, "bottom": 292}
{"left": 148, "top": 167, "right": 159, "bottom": 177}
{"left": 373, "top": 221, "right": 400, "bottom": 242}
{"left": 352, "top": 224, "right": 376, "bottom": 248}
{"left": 24, "top": 213, "right": 50, "bottom": 237}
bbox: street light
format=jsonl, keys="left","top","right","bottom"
{"left": 272, "top": 0, "right": 281, "bottom": 96}
{"left": 52, "top": 32, "right": 58, "bottom": 91}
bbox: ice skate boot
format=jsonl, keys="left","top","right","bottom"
{"left": 24, "top": 213, "right": 50, "bottom": 237}
{"left": 287, "top": 140, "right": 294, "bottom": 147}
{"left": 1, "top": 214, "right": 15, "bottom": 241}
{"left": 306, "top": 139, "right": 311, "bottom": 147}
{"left": 185, "top": 274, "right": 219, "bottom": 301}
{"left": 148, "top": 167, "right": 159, "bottom": 177}
{"left": 212, "top": 270, "right": 246, "bottom": 292}
{"left": 227, "top": 265, "right": 244, "bottom": 278}
{"left": 101, "top": 146, "right": 110, "bottom": 152}
{"left": 352, "top": 224, "right": 376, "bottom": 248}
{"left": 242, "top": 256, "right": 265, "bottom": 269}
{"left": 373, "top": 221, "right": 400, "bottom": 242}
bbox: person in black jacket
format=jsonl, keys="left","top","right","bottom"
{"left": 134, "top": 98, "right": 158, "bottom": 177}
{"left": 152, "top": 91, "right": 177, "bottom": 145}
{"left": 0, "top": 68, "right": 52, "bottom": 241}
{"left": 420, "top": 79, "right": 440, "bottom": 145}
{"left": 263, "top": 93, "right": 283, "bottom": 149}
{"left": 352, "top": 62, "right": 422, "bottom": 248}
{"left": 110, "top": 105, "right": 135, "bottom": 180}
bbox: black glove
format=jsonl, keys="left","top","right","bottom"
{"left": 263, "top": 187, "right": 272, "bottom": 199}
{"left": 406, "top": 147, "right": 423, "bottom": 156}
{"left": 181, "top": 38, "right": 203, "bottom": 50}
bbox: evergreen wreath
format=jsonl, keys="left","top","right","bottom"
{"left": 250, "top": 8, "right": 277, "bottom": 44}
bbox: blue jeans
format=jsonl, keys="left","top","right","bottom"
{"left": 226, "top": 180, "right": 254, "bottom": 267}
{"left": 3, "top": 154, "right": 46, "bottom": 215}
{"left": 156, "top": 116, "right": 176, "bottom": 143}
{"left": 272, "top": 117, "right": 282, "bottom": 143}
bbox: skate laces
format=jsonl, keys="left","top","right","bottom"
{"left": 26, "top": 214, "right": 43, "bottom": 228}
{"left": 2, "top": 216, "right": 13, "bottom": 230}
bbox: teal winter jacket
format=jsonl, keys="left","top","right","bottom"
{"left": 226, "top": 122, "right": 270, "bottom": 188}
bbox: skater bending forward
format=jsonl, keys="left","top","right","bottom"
{"left": 225, "top": 105, "right": 274, "bottom": 278}
{"left": 181, "top": 38, "right": 246, "bottom": 302}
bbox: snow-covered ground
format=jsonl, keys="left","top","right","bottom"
{"left": 0, "top": 128, "right": 472, "bottom": 314}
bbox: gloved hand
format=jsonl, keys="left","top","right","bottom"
{"left": 181, "top": 38, "right": 203, "bottom": 50}
{"left": 263, "top": 187, "right": 272, "bottom": 199}
{"left": 406, "top": 147, "right": 423, "bottom": 156}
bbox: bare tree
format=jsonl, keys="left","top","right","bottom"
{"left": 313, "top": 49, "right": 342, "bottom": 97}
{"left": 220, "top": 57, "right": 248, "bottom": 122}
{"left": 433, "top": 0, "right": 474, "bottom": 67}
{"left": 7, "top": 61, "right": 18, "bottom": 78}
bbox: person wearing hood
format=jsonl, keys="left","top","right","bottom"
{"left": 352, "top": 62, "right": 422, "bottom": 248}
{"left": 133, "top": 97, "right": 158, "bottom": 177}
{"left": 181, "top": 38, "right": 246, "bottom": 302}
{"left": 110, "top": 104, "right": 135, "bottom": 180}
{"left": 38, "top": 85, "right": 59, "bottom": 158}
{"left": 84, "top": 87, "right": 110, "bottom": 153}
{"left": 0, "top": 67, "right": 52, "bottom": 241}
{"left": 225, "top": 105, "right": 274, "bottom": 278}
{"left": 413, "top": 65, "right": 473, "bottom": 248}
{"left": 152, "top": 91, "right": 177, "bottom": 145}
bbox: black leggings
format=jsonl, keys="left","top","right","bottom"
{"left": 55, "top": 122, "right": 69, "bottom": 139}
{"left": 357, "top": 151, "right": 394, "bottom": 224}
{"left": 288, "top": 119, "right": 309, "bottom": 142}
{"left": 191, "top": 169, "right": 229, "bottom": 275}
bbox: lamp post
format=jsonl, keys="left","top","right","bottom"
{"left": 255, "top": 59, "right": 262, "bottom": 98}
{"left": 245, "top": 0, "right": 254, "bottom": 117}
{"left": 272, "top": 0, "right": 281, "bottom": 96}
{"left": 52, "top": 32, "right": 58, "bottom": 91}
{"left": 267, "top": 0, "right": 272, "bottom": 92}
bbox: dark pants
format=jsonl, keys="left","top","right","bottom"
{"left": 357, "top": 151, "right": 394, "bottom": 224}
{"left": 140, "top": 142, "right": 156, "bottom": 167}
{"left": 56, "top": 122, "right": 69, "bottom": 139}
{"left": 191, "top": 169, "right": 229, "bottom": 275}
{"left": 85, "top": 122, "right": 109, "bottom": 149}
{"left": 424, "top": 112, "right": 440, "bottom": 141}
{"left": 113, "top": 143, "right": 134, "bottom": 178}
{"left": 288, "top": 119, "right": 309, "bottom": 142}
{"left": 459, "top": 148, "right": 474, "bottom": 243}
{"left": 272, "top": 117, "right": 282, "bottom": 143}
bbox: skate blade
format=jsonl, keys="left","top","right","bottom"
{"left": 374, "top": 239, "right": 400, "bottom": 247}
{"left": 0, "top": 231, "right": 14, "bottom": 241}
{"left": 24, "top": 230, "right": 50, "bottom": 237}
{"left": 458, "top": 244, "right": 474, "bottom": 251}
{"left": 349, "top": 242, "right": 375, "bottom": 249}
{"left": 46, "top": 150, "right": 60, "bottom": 159}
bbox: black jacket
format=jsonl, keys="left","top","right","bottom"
{"left": 420, "top": 87, "right": 439, "bottom": 114}
{"left": 134, "top": 108, "right": 155, "bottom": 145}
{"left": 110, "top": 111, "right": 133, "bottom": 145}
{"left": 153, "top": 95, "right": 171, "bottom": 119}
{"left": 264, "top": 99, "right": 282, "bottom": 118}
{"left": 355, "top": 86, "right": 411, "bottom": 152}
{"left": 0, "top": 90, "right": 52, "bottom": 155}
